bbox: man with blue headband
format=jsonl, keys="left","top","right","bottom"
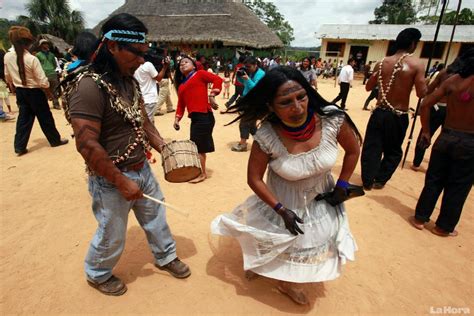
{"left": 62, "top": 13, "right": 191, "bottom": 296}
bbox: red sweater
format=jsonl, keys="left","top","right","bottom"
{"left": 176, "top": 70, "right": 223, "bottom": 121}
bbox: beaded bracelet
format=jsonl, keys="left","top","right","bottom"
{"left": 336, "top": 179, "right": 350, "bottom": 189}
{"left": 273, "top": 202, "right": 283, "bottom": 212}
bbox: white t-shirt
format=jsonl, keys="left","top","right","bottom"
{"left": 134, "top": 62, "right": 158, "bottom": 104}
{"left": 338, "top": 65, "right": 354, "bottom": 83}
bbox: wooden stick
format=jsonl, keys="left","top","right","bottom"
{"left": 143, "top": 194, "right": 189, "bottom": 217}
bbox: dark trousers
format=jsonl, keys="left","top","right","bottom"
{"left": 415, "top": 129, "right": 474, "bottom": 232}
{"left": 47, "top": 74, "right": 61, "bottom": 108}
{"left": 361, "top": 108, "right": 409, "bottom": 186}
{"left": 363, "top": 87, "right": 379, "bottom": 110}
{"left": 239, "top": 120, "right": 257, "bottom": 140}
{"left": 225, "top": 85, "right": 244, "bottom": 108}
{"left": 412, "top": 105, "right": 446, "bottom": 167}
{"left": 14, "top": 88, "right": 62, "bottom": 152}
{"left": 332, "top": 82, "right": 350, "bottom": 109}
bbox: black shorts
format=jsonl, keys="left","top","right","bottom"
{"left": 190, "top": 112, "right": 215, "bottom": 153}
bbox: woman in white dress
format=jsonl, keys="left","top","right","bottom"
{"left": 211, "top": 67, "right": 364, "bottom": 305}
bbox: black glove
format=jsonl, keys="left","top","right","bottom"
{"left": 278, "top": 207, "right": 304, "bottom": 235}
{"left": 315, "top": 183, "right": 365, "bottom": 206}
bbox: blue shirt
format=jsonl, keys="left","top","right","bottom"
{"left": 238, "top": 68, "right": 266, "bottom": 97}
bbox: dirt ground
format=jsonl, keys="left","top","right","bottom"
{"left": 1, "top": 76, "right": 472, "bottom": 315}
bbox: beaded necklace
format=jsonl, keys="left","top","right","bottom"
{"left": 278, "top": 108, "right": 317, "bottom": 141}
{"left": 60, "top": 68, "right": 152, "bottom": 169}
{"left": 377, "top": 53, "right": 412, "bottom": 115}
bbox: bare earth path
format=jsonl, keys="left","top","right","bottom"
{"left": 1, "top": 77, "right": 472, "bottom": 315}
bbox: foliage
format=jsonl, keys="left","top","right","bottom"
{"left": 244, "top": 0, "right": 294, "bottom": 46}
{"left": 419, "top": 8, "right": 474, "bottom": 25}
{"left": 20, "top": 0, "right": 85, "bottom": 44}
{"left": 369, "top": 0, "right": 418, "bottom": 24}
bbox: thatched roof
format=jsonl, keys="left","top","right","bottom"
{"left": 39, "top": 34, "right": 72, "bottom": 53}
{"left": 92, "top": 0, "right": 283, "bottom": 49}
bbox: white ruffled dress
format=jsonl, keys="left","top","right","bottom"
{"left": 211, "top": 113, "right": 357, "bottom": 283}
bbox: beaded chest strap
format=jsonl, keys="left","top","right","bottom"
{"left": 60, "top": 68, "right": 152, "bottom": 168}
{"left": 377, "top": 53, "right": 412, "bottom": 116}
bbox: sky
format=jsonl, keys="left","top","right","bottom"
{"left": 1, "top": 0, "right": 473, "bottom": 47}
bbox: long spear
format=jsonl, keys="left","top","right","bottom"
{"left": 400, "top": 0, "right": 448, "bottom": 169}
{"left": 444, "top": 0, "right": 462, "bottom": 65}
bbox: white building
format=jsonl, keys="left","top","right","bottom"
{"left": 316, "top": 24, "right": 474, "bottom": 69}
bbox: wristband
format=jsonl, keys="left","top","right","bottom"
{"left": 273, "top": 202, "right": 283, "bottom": 212}
{"left": 336, "top": 179, "right": 350, "bottom": 189}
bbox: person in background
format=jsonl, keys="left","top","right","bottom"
{"left": 331, "top": 58, "right": 356, "bottom": 110}
{"left": 410, "top": 49, "right": 474, "bottom": 237}
{"left": 65, "top": 32, "right": 98, "bottom": 74}
{"left": 361, "top": 28, "right": 426, "bottom": 190}
{"left": 0, "top": 48, "right": 14, "bottom": 120}
{"left": 223, "top": 69, "right": 231, "bottom": 99}
{"left": 363, "top": 61, "right": 372, "bottom": 85}
{"left": 223, "top": 55, "right": 245, "bottom": 111}
{"left": 411, "top": 63, "right": 447, "bottom": 171}
{"left": 173, "top": 55, "right": 223, "bottom": 183}
{"left": 36, "top": 39, "right": 61, "bottom": 109}
{"left": 4, "top": 26, "right": 68, "bottom": 155}
{"left": 298, "top": 57, "right": 317, "bottom": 90}
{"left": 231, "top": 56, "right": 265, "bottom": 152}
{"left": 154, "top": 50, "right": 175, "bottom": 116}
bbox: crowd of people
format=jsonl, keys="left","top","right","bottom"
{"left": 2, "top": 13, "right": 473, "bottom": 305}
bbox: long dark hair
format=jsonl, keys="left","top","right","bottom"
{"left": 173, "top": 55, "right": 197, "bottom": 91}
{"left": 91, "top": 13, "right": 147, "bottom": 85}
{"left": 71, "top": 32, "right": 98, "bottom": 62}
{"left": 227, "top": 66, "right": 362, "bottom": 142}
{"left": 448, "top": 48, "right": 474, "bottom": 78}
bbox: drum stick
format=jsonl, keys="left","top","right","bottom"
{"left": 143, "top": 194, "right": 189, "bottom": 217}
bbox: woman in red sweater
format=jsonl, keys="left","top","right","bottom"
{"left": 173, "top": 56, "right": 223, "bottom": 183}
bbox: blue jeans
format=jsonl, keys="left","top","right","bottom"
{"left": 85, "top": 161, "right": 177, "bottom": 283}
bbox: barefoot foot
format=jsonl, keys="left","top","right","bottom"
{"left": 409, "top": 216, "right": 425, "bottom": 230}
{"left": 431, "top": 226, "right": 458, "bottom": 237}
{"left": 277, "top": 282, "right": 309, "bottom": 305}
{"left": 188, "top": 174, "right": 206, "bottom": 184}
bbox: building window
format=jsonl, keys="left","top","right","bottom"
{"left": 420, "top": 42, "right": 446, "bottom": 59}
{"left": 326, "top": 42, "right": 345, "bottom": 57}
{"left": 386, "top": 41, "right": 397, "bottom": 56}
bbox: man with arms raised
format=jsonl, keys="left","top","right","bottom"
{"left": 361, "top": 28, "right": 427, "bottom": 190}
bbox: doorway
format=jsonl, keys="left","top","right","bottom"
{"left": 349, "top": 45, "right": 369, "bottom": 72}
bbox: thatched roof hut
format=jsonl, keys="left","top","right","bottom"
{"left": 92, "top": 0, "right": 283, "bottom": 49}
{"left": 38, "top": 34, "right": 72, "bottom": 53}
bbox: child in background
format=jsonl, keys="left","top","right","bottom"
{"left": 0, "top": 49, "right": 13, "bottom": 115}
{"left": 223, "top": 69, "right": 231, "bottom": 99}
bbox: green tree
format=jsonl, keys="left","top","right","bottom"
{"left": 370, "top": 0, "right": 417, "bottom": 24}
{"left": 22, "top": 0, "right": 84, "bottom": 43}
{"left": 244, "top": 0, "right": 294, "bottom": 46}
{"left": 418, "top": 8, "right": 474, "bottom": 25}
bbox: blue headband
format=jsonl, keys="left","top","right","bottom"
{"left": 103, "top": 29, "right": 146, "bottom": 43}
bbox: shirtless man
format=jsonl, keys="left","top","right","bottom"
{"left": 411, "top": 63, "right": 448, "bottom": 171}
{"left": 411, "top": 48, "right": 474, "bottom": 237}
{"left": 361, "top": 28, "right": 427, "bottom": 190}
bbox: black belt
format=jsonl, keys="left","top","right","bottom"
{"left": 120, "top": 161, "right": 145, "bottom": 172}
